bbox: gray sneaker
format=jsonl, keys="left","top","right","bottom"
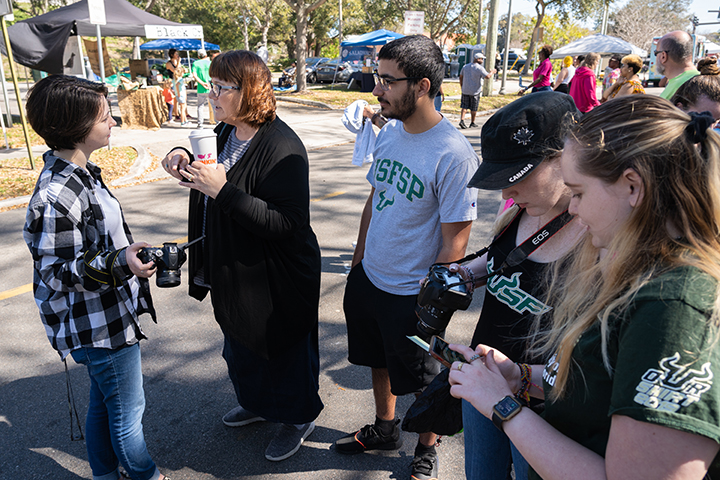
{"left": 264, "top": 421, "right": 315, "bottom": 461}
{"left": 222, "top": 406, "right": 265, "bottom": 427}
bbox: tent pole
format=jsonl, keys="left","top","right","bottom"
{"left": 0, "top": 43, "right": 13, "bottom": 127}
{"left": 1, "top": 16, "right": 33, "bottom": 168}
{"left": 77, "top": 35, "right": 87, "bottom": 79}
{"left": 96, "top": 24, "right": 105, "bottom": 83}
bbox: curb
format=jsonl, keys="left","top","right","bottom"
{"left": 275, "top": 96, "right": 334, "bottom": 110}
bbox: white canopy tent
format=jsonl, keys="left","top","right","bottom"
{"left": 549, "top": 34, "right": 647, "bottom": 59}
{"left": 705, "top": 41, "right": 720, "bottom": 55}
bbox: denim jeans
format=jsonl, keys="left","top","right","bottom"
{"left": 71, "top": 343, "right": 160, "bottom": 480}
{"left": 434, "top": 94, "right": 442, "bottom": 112}
{"left": 531, "top": 85, "right": 553, "bottom": 93}
{"left": 463, "top": 399, "right": 529, "bottom": 480}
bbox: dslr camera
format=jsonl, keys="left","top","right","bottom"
{"left": 137, "top": 236, "right": 204, "bottom": 288}
{"left": 415, "top": 265, "right": 473, "bottom": 336}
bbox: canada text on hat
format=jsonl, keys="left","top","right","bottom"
{"left": 474, "top": 52, "right": 485, "bottom": 59}
{"left": 467, "top": 92, "right": 580, "bottom": 190}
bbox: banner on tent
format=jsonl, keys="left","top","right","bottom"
{"left": 341, "top": 46, "right": 373, "bottom": 62}
{"left": 145, "top": 25, "right": 203, "bottom": 39}
{"left": 83, "top": 38, "right": 116, "bottom": 77}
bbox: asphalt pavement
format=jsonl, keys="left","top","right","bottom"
{"left": 0, "top": 96, "right": 505, "bottom": 480}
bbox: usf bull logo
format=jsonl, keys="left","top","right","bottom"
{"left": 634, "top": 352, "right": 713, "bottom": 412}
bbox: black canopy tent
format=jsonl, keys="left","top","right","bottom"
{"left": 1, "top": 0, "right": 196, "bottom": 74}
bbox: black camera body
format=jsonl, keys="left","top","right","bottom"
{"left": 137, "top": 236, "right": 204, "bottom": 288}
{"left": 137, "top": 243, "right": 186, "bottom": 288}
{"left": 415, "top": 265, "right": 473, "bottom": 336}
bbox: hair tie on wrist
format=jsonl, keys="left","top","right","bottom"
{"left": 686, "top": 111, "right": 715, "bottom": 144}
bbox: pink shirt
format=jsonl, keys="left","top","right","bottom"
{"left": 533, "top": 58, "right": 552, "bottom": 88}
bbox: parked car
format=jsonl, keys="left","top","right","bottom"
{"left": 498, "top": 50, "right": 526, "bottom": 72}
{"left": 305, "top": 56, "right": 329, "bottom": 84}
{"left": 315, "top": 58, "right": 358, "bottom": 83}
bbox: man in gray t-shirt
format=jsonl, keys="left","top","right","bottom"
{"left": 459, "top": 53, "right": 495, "bottom": 129}
{"left": 334, "top": 35, "right": 479, "bottom": 480}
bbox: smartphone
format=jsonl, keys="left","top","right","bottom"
{"left": 430, "top": 335, "right": 466, "bottom": 368}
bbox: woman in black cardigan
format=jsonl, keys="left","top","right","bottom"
{"left": 162, "top": 50, "right": 323, "bottom": 462}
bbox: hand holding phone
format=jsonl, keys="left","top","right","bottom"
{"left": 430, "top": 335, "right": 467, "bottom": 368}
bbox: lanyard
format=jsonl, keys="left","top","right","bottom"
{"left": 433, "top": 208, "right": 574, "bottom": 286}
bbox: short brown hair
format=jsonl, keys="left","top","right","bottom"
{"left": 26, "top": 75, "right": 108, "bottom": 151}
{"left": 209, "top": 50, "right": 276, "bottom": 128}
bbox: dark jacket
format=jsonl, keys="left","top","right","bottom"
{"left": 187, "top": 117, "right": 321, "bottom": 360}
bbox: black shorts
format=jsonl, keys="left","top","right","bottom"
{"left": 460, "top": 93, "right": 480, "bottom": 111}
{"left": 343, "top": 262, "right": 441, "bottom": 396}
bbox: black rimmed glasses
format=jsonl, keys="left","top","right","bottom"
{"left": 654, "top": 49, "right": 668, "bottom": 57}
{"left": 373, "top": 72, "right": 421, "bottom": 91}
{"left": 209, "top": 81, "right": 241, "bottom": 96}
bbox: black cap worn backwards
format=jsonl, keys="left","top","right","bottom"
{"left": 468, "top": 91, "right": 580, "bottom": 190}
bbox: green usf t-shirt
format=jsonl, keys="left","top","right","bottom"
{"left": 534, "top": 266, "right": 720, "bottom": 479}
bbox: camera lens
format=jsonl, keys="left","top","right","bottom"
{"left": 156, "top": 270, "right": 181, "bottom": 288}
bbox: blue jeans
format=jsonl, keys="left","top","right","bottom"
{"left": 434, "top": 94, "right": 442, "bottom": 112}
{"left": 71, "top": 344, "right": 160, "bottom": 480}
{"left": 531, "top": 85, "right": 553, "bottom": 93}
{"left": 463, "top": 399, "right": 529, "bottom": 480}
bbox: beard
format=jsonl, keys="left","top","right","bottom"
{"left": 655, "top": 61, "right": 665, "bottom": 75}
{"left": 381, "top": 87, "right": 417, "bottom": 122}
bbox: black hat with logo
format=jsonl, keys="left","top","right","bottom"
{"left": 468, "top": 91, "right": 580, "bottom": 190}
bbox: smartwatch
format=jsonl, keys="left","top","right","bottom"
{"left": 492, "top": 395, "right": 523, "bottom": 431}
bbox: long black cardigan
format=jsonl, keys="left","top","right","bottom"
{"left": 186, "top": 117, "right": 321, "bottom": 360}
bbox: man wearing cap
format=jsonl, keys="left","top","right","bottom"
{"left": 335, "top": 35, "right": 479, "bottom": 480}
{"left": 459, "top": 52, "right": 496, "bottom": 129}
{"left": 657, "top": 30, "right": 700, "bottom": 100}
{"left": 192, "top": 48, "right": 212, "bottom": 128}
{"left": 602, "top": 54, "right": 622, "bottom": 92}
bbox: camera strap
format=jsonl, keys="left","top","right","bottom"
{"left": 432, "top": 208, "right": 574, "bottom": 286}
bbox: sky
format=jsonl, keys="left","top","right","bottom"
{"left": 505, "top": 0, "right": 720, "bottom": 34}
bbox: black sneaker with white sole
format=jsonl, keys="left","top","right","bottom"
{"left": 335, "top": 419, "right": 403, "bottom": 454}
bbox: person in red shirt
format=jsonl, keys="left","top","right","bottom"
{"left": 519, "top": 45, "right": 554, "bottom": 95}
{"left": 569, "top": 53, "right": 601, "bottom": 113}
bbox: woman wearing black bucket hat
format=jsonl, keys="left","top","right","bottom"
{"left": 449, "top": 91, "right": 587, "bottom": 479}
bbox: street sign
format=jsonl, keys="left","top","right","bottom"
{"left": 88, "top": 0, "right": 106, "bottom": 25}
{"left": 404, "top": 11, "right": 425, "bottom": 35}
{"left": 145, "top": 25, "right": 204, "bottom": 39}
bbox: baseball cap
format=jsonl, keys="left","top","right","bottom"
{"left": 198, "top": 48, "right": 207, "bottom": 57}
{"left": 468, "top": 91, "right": 580, "bottom": 190}
{"left": 474, "top": 52, "right": 485, "bottom": 59}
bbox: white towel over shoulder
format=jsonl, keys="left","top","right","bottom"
{"left": 342, "top": 100, "right": 376, "bottom": 166}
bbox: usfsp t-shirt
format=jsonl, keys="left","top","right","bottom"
{"left": 535, "top": 266, "right": 720, "bottom": 479}
{"left": 362, "top": 116, "right": 479, "bottom": 295}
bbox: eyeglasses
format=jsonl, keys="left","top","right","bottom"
{"left": 373, "top": 72, "right": 420, "bottom": 91}
{"left": 209, "top": 81, "right": 241, "bottom": 96}
{"left": 654, "top": 49, "right": 668, "bottom": 57}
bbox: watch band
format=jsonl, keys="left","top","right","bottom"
{"left": 492, "top": 395, "right": 523, "bottom": 431}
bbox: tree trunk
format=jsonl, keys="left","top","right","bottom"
{"left": 521, "top": 7, "right": 544, "bottom": 76}
{"left": 295, "top": 4, "right": 308, "bottom": 92}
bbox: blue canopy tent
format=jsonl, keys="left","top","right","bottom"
{"left": 338, "top": 29, "right": 403, "bottom": 88}
{"left": 140, "top": 39, "right": 220, "bottom": 51}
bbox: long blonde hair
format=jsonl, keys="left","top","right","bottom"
{"left": 534, "top": 95, "right": 720, "bottom": 400}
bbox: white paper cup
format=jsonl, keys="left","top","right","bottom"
{"left": 189, "top": 128, "right": 218, "bottom": 165}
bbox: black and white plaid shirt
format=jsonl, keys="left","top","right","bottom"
{"left": 23, "top": 151, "right": 156, "bottom": 359}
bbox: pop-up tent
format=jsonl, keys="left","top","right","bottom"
{"left": 549, "top": 34, "right": 647, "bottom": 59}
{"left": 340, "top": 29, "right": 404, "bottom": 47}
{"left": 140, "top": 39, "right": 220, "bottom": 51}
{"left": 2, "top": 0, "right": 200, "bottom": 74}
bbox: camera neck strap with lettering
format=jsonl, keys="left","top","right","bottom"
{"left": 433, "top": 208, "right": 574, "bottom": 286}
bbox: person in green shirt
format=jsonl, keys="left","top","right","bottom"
{"left": 192, "top": 48, "right": 212, "bottom": 128}
{"left": 448, "top": 95, "right": 720, "bottom": 480}
{"left": 657, "top": 30, "right": 700, "bottom": 100}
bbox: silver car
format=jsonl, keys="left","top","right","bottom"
{"left": 315, "top": 59, "right": 357, "bottom": 83}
